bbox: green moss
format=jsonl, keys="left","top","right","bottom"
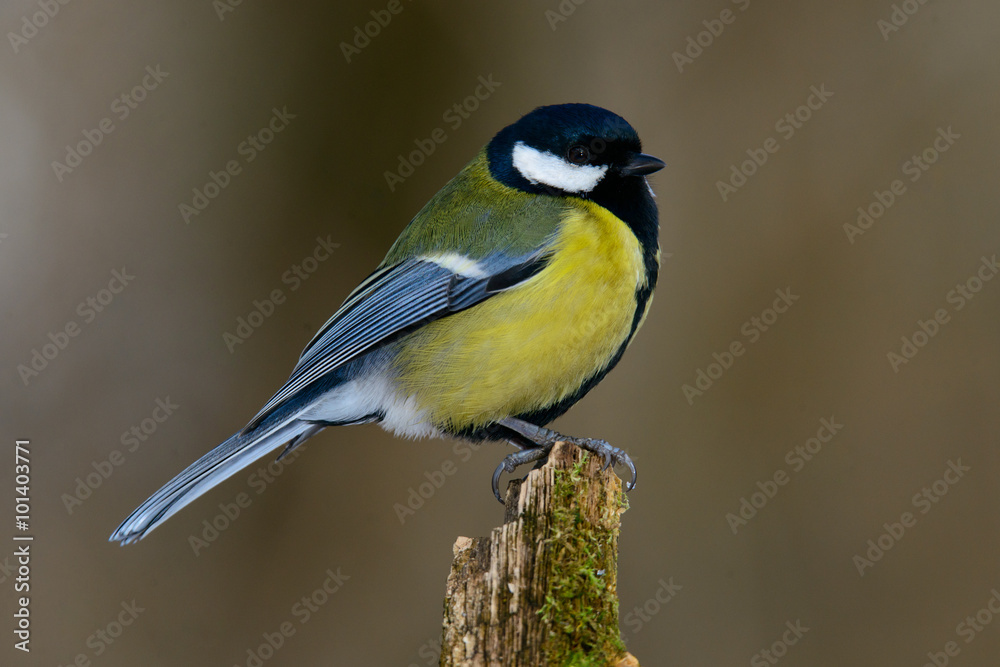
{"left": 537, "top": 454, "right": 628, "bottom": 665}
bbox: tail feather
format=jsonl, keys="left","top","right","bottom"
{"left": 109, "top": 420, "right": 319, "bottom": 544}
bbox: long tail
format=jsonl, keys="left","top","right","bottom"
{"left": 109, "top": 419, "right": 320, "bottom": 545}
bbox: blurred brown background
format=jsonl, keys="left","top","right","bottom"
{"left": 2, "top": 0, "right": 999, "bottom": 665}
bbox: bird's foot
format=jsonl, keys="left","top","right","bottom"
{"left": 490, "top": 417, "right": 637, "bottom": 503}
{"left": 491, "top": 445, "right": 551, "bottom": 503}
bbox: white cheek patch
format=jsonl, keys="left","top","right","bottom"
{"left": 511, "top": 141, "right": 608, "bottom": 193}
{"left": 422, "top": 252, "right": 488, "bottom": 278}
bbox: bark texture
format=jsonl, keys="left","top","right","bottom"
{"left": 440, "top": 442, "right": 639, "bottom": 667}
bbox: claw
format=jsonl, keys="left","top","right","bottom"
{"left": 491, "top": 460, "right": 507, "bottom": 503}
{"left": 579, "top": 442, "right": 637, "bottom": 493}
{"left": 624, "top": 458, "right": 637, "bottom": 491}
{"left": 495, "top": 417, "right": 641, "bottom": 498}
{"left": 491, "top": 445, "right": 552, "bottom": 503}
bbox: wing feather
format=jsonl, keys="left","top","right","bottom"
{"left": 243, "top": 252, "right": 548, "bottom": 431}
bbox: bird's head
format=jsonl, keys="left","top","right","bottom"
{"left": 486, "top": 103, "right": 665, "bottom": 198}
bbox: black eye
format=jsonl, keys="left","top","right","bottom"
{"left": 567, "top": 145, "right": 590, "bottom": 165}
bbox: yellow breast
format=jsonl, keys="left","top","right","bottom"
{"left": 392, "top": 200, "right": 649, "bottom": 432}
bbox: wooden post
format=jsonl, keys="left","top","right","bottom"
{"left": 440, "top": 442, "right": 640, "bottom": 667}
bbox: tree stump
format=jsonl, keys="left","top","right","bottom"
{"left": 440, "top": 442, "right": 639, "bottom": 666}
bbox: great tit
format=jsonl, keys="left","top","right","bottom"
{"left": 110, "top": 103, "right": 664, "bottom": 544}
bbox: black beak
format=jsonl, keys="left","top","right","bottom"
{"left": 622, "top": 153, "right": 666, "bottom": 177}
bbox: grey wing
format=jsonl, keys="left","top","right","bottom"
{"left": 243, "top": 252, "right": 549, "bottom": 432}
{"left": 109, "top": 251, "right": 549, "bottom": 544}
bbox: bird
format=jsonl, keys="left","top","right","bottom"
{"left": 110, "top": 103, "right": 665, "bottom": 545}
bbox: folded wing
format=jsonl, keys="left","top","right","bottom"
{"left": 243, "top": 251, "right": 549, "bottom": 432}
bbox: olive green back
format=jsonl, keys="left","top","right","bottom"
{"left": 381, "top": 150, "right": 569, "bottom": 266}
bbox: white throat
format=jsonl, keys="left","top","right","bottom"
{"left": 511, "top": 141, "right": 608, "bottom": 193}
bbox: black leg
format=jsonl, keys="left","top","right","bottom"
{"left": 491, "top": 442, "right": 551, "bottom": 503}
{"left": 497, "top": 416, "right": 638, "bottom": 492}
